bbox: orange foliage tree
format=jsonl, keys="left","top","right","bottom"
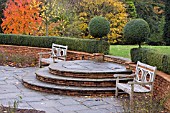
{"left": 1, "top": 0, "right": 42, "bottom": 35}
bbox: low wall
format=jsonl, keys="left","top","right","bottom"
{"left": 154, "top": 71, "right": 170, "bottom": 110}
{"left": 0, "top": 45, "right": 94, "bottom": 63}
{"left": 0, "top": 44, "right": 169, "bottom": 111}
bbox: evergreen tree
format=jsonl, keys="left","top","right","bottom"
{"left": 163, "top": 0, "right": 170, "bottom": 45}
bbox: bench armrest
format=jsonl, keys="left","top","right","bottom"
{"left": 114, "top": 73, "right": 135, "bottom": 78}
{"left": 38, "top": 52, "right": 52, "bottom": 55}
{"left": 52, "top": 55, "right": 67, "bottom": 58}
{"left": 128, "top": 81, "right": 152, "bottom": 85}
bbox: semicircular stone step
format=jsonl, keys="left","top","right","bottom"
{"left": 22, "top": 72, "right": 115, "bottom": 96}
{"left": 36, "top": 67, "right": 118, "bottom": 87}
{"left": 48, "top": 60, "right": 132, "bottom": 79}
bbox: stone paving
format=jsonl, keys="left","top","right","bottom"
{"left": 0, "top": 66, "right": 125, "bottom": 113}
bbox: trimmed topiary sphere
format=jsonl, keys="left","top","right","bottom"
{"left": 123, "top": 18, "right": 150, "bottom": 48}
{"left": 88, "top": 16, "right": 110, "bottom": 38}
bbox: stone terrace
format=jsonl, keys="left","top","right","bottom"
{"left": 0, "top": 66, "right": 125, "bottom": 113}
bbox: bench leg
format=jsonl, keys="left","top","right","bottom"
{"left": 39, "top": 54, "right": 42, "bottom": 68}
{"left": 115, "top": 86, "right": 119, "bottom": 97}
{"left": 115, "top": 77, "right": 120, "bottom": 97}
{"left": 39, "top": 60, "right": 42, "bottom": 68}
{"left": 130, "top": 93, "right": 134, "bottom": 113}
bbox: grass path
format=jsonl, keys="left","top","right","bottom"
{"left": 109, "top": 45, "right": 170, "bottom": 58}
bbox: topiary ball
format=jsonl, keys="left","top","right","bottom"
{"left": 88, "top": 16, "right": 110, "bottom": 38}
{"left": 123, "top": 18, "right": 150, "bottom": 47}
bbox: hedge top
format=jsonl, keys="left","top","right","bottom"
{"left": 0, "top": 33, "right": 110, "bottom": 54}
{"left": 88, "top": 16, "right": 110, "bottom": 38}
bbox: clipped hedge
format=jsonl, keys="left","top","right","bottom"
{"left": 131, "top": 48, "right": 170, "bottom": 74}
{"left": 162, "top": 55, "right": 170, "bottom": 74}
{"left": 0, "top": 34, "right": 110, "bottom": 54}
{"left": 130, "top": 48, "right": 149, "bottom": 63}
{"left": 146, "top": 50, "right": 165, "bottom": 70}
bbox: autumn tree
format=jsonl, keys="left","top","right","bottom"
{"left": 68, "top": 0, "right": 128, "bottom": 43}
{"left": 1, "top": 0, "right": 42, "bottom": 35}
{"left": 40, "top": 0, "right": 58, "bottom": 36}
{"left": 39, "top": 0, "right": 72, "bottom": 36}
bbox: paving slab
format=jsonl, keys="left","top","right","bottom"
{"left": 22, "top": 96, "right": 48, "bottom": 102}
{"left": 76, "top": 108, "right": 111, "bottom": 113}
{"left": 44, "top": 94, "right": 68, "bottom": 100}
{"left": 0, "top": 98, "right": 19, "bottom": 106}
{"left": 21, "top": 91, "right": 46, "bottom": 97}
{"left": 0, "top": 81, "right": 7, "bottom": 85}
{"left": 28, "top": 100, "right": 63, "bottom": 108}
{"left": 5, "top": 79, "right": 21, "bottom": 85}
{"left": 0, "top": 66, "right": 126, "bottom": 113}
{"left": 82, "top": 99, "right": 108, "bottom": 107}
{"left": 0, "top": 84, "right": 21, "bottom": 94}
{"left": 17, "top": 102, "right": 33, "bottom": 109}
{"left": 0, "top": 92, "right": 22, "bottom": 99}
{"left": 57, "top": 98, "right": 80, "bottom": 105}
{"left": 42, "top": 107, "right": 60, "bottom": 113}
{"left": 57, "top": 104, "right": 89, "bottom": 112}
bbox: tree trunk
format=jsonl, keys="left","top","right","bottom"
{"left": 45, "top": 19, "right": 48, "bottom": 36}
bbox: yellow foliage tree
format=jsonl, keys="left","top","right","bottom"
{"left": 73, "top": 0, "right": 128, "bottom": 43}
{"left": 39, "top": 0, "right": 70, "bottom": 36}
{"left": 39, "top": 0, "right": 58, "bottom": 36}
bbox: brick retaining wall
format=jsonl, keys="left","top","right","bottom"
{"left": 155, "top": 71, "right": 170, "bottom": 110}
{"left": 0, "top": 44, "right": 169, "bottom": 110}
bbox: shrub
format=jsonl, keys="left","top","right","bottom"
{"left": 123, "top": 18, "right": 150, "bottom": 48}
{"left": 0, "top": 33, "right": 109, "bottom": 54}
{"left": 88, "top": 16, "right": 110, "bottom": 38}
{"left": 121, "top": 95, "right": 166, "bottom": 113}
{"left": 131, "top": 48, "right": 170, "bottom": 74}
{"left": 0, "top": 51, "right": 36, "bottom": 67}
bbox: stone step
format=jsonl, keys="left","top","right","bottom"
{"left": 36, "top": 67, "right": 132, "bottom": 87}
{"left": 36, "top": 67, "right": 118, "bottom": 82}
{"left": 48, "top": 60, "right": 132, "bottom": 79}
{"left": 22, "top": 72, "right": 116, "bottom": 96}
{"left": 36, "top": 67, "right": 119, "bottom": 87}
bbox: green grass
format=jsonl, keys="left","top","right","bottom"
{"left": 109, "top": 45, "right": 170, "bottom": 58}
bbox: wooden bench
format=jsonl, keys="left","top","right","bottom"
{"left": 38, "top": 43, "right": 68, "bottom": 68}
{"left": 114, "top": 61, "right": 157, "bottom": 107}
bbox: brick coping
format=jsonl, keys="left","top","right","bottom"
{"left": 156, "top": 70, "right": 170, "bottom": 82}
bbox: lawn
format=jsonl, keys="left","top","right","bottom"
{"left": 109, "top": 45, "right": 170, "bottom": 58}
